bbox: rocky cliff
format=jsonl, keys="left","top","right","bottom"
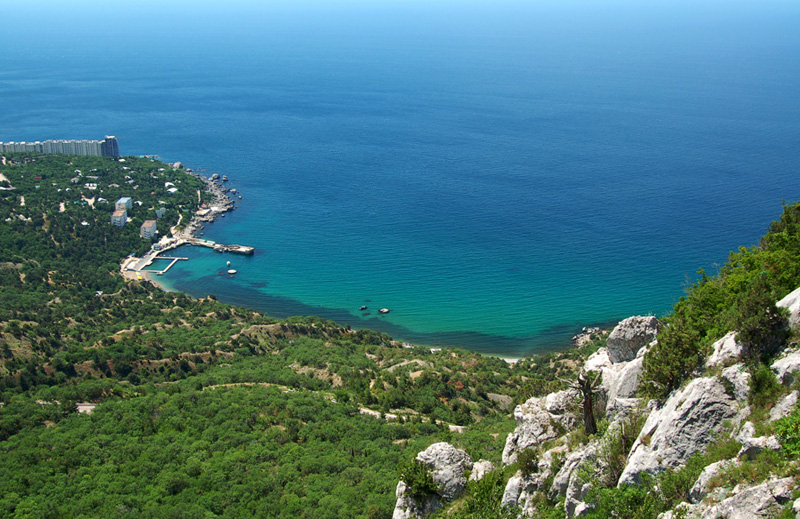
{"left": 392, "top": 299, "right": 800, "bottom": 519}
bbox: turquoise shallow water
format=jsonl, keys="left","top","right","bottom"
{"left": 2, "top": 1, "right": 800, "bottom": 356}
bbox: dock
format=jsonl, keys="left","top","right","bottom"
{"left": 186, "top": 238, "right": 254, "bottom": 255}
{"left": 122, "top": 237, "right": 255, "bottom": 278}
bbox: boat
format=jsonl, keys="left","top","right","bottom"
{"left": 359, "top": 305, "right": 368, "bottom": 311}
{"left": 228, "top": 269, "right": 237, "bottom": 275}
{"left": 379, "top": 308, "right": 390, "bottom": 314}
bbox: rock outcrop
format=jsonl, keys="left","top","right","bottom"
{"left": 706, "top": 332, "right": 747, "bottom": 369}
{"left": 720, "top": 364, "right": 750, "bottom": 403}
{"left": 549, "top": 442, "right": 600, "bottom": 518}
{"left": 689, "top": 459, "right": 737, "bottom": 504}
{"left": 606, "top": 315, "right": 659, "bottom": 363}
{"left": 502, "top": 389, "right": 578, "bottom": 465}
{"left": 618, "top": 377, "right": 738, "bottom": 486}
{"left": 777, "top": 286, "right": 800, "bottom": 329}
{"left": 769, "top": 390, "right": 799, "bottom": 422}
{"left": 392, "top": 443, "right": 472, "bottom": 519}
{"left": 771, "top": 348, "right": 800, "bottom": 386}
{"left": 703, "top": 477, "right": 795, "bottom": 518}
{"left": 468, "top": 460, "right": 494, "bottom": 482}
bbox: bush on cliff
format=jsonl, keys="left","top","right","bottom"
{"left": 642, "top": 201, "right": 800, "bottom": 400}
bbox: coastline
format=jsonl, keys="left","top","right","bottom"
{"left": 121, "top": 162, "right": 608, "bottom": 359}
{"left": 120, "top": 162, "right": 243, "bottom": 290}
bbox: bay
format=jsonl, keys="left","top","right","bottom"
{"left": 1, "top": 0, "right": 799, "bottom": 356}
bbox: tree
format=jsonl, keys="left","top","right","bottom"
{"left": 577, "top": 370, "right": 602, "bottom": 435}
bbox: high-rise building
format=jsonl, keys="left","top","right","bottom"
{"left": 0, "top": 136, "right": 120, "bottom": 158}
{"left": 101, "top": 136, "right": 120, "bottom": 158}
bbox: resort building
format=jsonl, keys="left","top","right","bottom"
{"left": 140, "top": 220, "right": 157, "bottom": 239}
{"left": 0, "top": 136, "right": 120, "bottom": 158}
{"left": 111, "top": 210, "right": 127, "bottom": 227}
{"left": 116, "top": 197, "right": 133, "bottom": 211}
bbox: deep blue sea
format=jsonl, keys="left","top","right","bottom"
{"left": 2, "top": 1, "right": 799, "bottom": 356}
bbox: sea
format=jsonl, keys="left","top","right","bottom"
{"left": 2, "top": 0, "right": 799, "bottom": 357}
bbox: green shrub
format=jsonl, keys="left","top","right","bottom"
{"left": 598, "top": 407, "right": 648, "bottom": 487}
{"left": 775, "top": 406, "right": 800, "bottom": 457}
{"left": 435, "top": 470, "right": 519, "bottom": 519}
{"left": 398, "top": 458, "right": 439, "bottom": 499}
{"left": 748, "top": 363, "right": 783, "bottom": 411}
{"left": 518, "top": 448, "right": 539, "bottom": 476}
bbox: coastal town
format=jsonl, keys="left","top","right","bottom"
{"left": 1, "top": 150, "right": 253, "bottom": 285}
{"left": 119, "top": 166, "right": 254, "bottom": 281}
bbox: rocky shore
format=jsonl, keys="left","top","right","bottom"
{"left": 172, "top": 163, "right": 238, "bottom": 239}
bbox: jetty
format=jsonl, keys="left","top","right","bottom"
{"left": 186, "top": 238, "right": 254, "bottom": 255}
{"left": 122, "top": 237, "right": 254, "bottom": 279}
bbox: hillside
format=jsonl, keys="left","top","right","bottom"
{"left": 2, "top": 153, "right": 799, "bottom": 519}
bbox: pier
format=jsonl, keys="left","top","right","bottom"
{"left": 186, "top": 238, "right": 254, "bottom": 255}
{"left": 122, "top": 237, "right": 255, "bottom": 278}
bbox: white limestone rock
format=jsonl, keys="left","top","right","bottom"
{"left": 549, "top": 442, "right": 600, "bottom": 518}
{"left": 769, "top": 390, "right": 799, "bottom": 422}
{"left": 701, "top": 477, "right": 795, "bottom": 518}
{"left": 721, "top": 364, "right": 751, "bottom": 403}
{"left": 501, "top": 473, "right": 524, "bottom": 509}
{"left": 689, "top": 459, "right": 737, "bottom": 504}
{"left": 605, "top": 397, "right": 644, "bottom": 424}
{"left": 706, "top": 332, "right": 747, "bottom": 369}
{"left": 737, "top": 434, "right": 782, "bottom": 461}
{"left": 503, "top": 445, "right": 568, "bottom": 513}
{"left": 502, "top": 390, "right": 578, "bottom": 465}
{"left": 584, "top": 348, "right": 613, "bottom": 373}
{"left": 610, "top": 355, "right": 644, "bottom": 400}
{"left": 659, "top": 503, "right": 700, "bottom": 519}
{"left": 736, "top": 421, "right": 756, "bottom": 444}
{"left": 777, "top": 286, "right": 800, "bottom": 329}
{"left": 606, "top": 316, "right": 660, "bottom": 364}
{"left": 468, "top": 460, "right": 494, "bottom": 482}
{"left": 771, "top": 348, "right": 800, "bottom": 386}
{"left": 392, "top": 442, "right": 472, "bottom": 519}
{"left": 618, "top": 377, "right": 738, "bottom": 486}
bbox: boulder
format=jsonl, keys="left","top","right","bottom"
{"left": 777, "top": 286, "right": 800, "bottom": 329}
{"left": 771, "top": 348, "right": 800, "bottom": 386}
{"left": 618, "top": 377, "right": 738, "bottom": 486}
{"left": 689, "top": 459, "right": 737, "bottom": 504}
{"left": 503, "top": 445, "right": 568, "bottom": 513}
{"left": 469, "top": 460, "right": 494, "bottom": 482}
{"left": 701, "top": 477, "right": 794, "bottom": 518}
{"left": 606, "top": 316, "right": 660, "bottom": 363}
{"left": 502, "top": 390, "right": 578, "bottom": 465}
{"left": 706, "top": 332, "right": 747, "bottom": 369}
{"left": 736, "top": 421, "right": 757, "bottom": 444}
{"left": 584, "top": 348, "right": 613, "bottom": 373}
{"left": 549, "top": 442, "right": 600, "bottom": 518}
{"left": 392, "top": 443, "right": 472, "bottom": 519}
{"left": 720, "top": 364, "right": 750, "bottom": 403}
{"left": 501, "top": 473, "right": 525, "bottom": 509}
{"left": 769, "top": 390, "right": 799, "bottom": 422}
{"left": 737, "top": 434, "right": 782, "bottom": 461}
{"left": 609, "top": 355, "right": 644, "bottom": 400}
